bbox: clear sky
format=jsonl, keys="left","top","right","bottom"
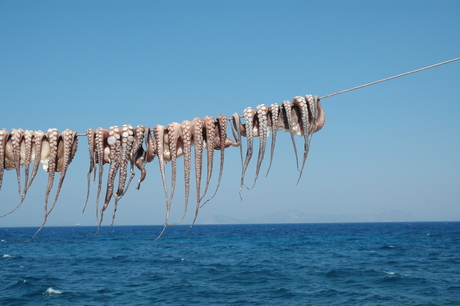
{"left": 1, "top": 1, "right": 459, "bottom": 227}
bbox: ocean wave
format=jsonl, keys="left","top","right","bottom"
{"left": 6, "top": 279, "right": 31, "bottom": 290}
{"left": 43, "top": 287, "right": 64, "bottom": 295}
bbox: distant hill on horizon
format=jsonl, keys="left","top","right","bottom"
{"left": 202, "top": 209, "right": 419, "bottom": 225}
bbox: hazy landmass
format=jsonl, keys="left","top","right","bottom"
{"left": 203, "top": 209, "right": 418, "bottom": 224}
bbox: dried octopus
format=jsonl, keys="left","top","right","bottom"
{"left": 0, "top": 95, "right": 325, "bottom": 240}
{"left": 233, "top": 95, "right": 325, "bottom": 191}
{"left": 84, "top": 118, "right": 239, "bottom": 239}
{"left": 0, "top": 128, "right": 78, "bottom": 239}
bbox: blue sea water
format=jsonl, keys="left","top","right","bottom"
{"left": 1, "top": 222, "right": 460, "bottom": 305}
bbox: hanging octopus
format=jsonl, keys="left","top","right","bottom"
{"left": 85, "top": 125, "right": 147, "bottom": 233}
{"left": 1, "top": 94, "right": 325, "bottom": 241}
{"left": 231, "top": 95, "right": 325, "bottom": 194}
{"left": 0, "top": 128, "right": 79, "bottom": 240}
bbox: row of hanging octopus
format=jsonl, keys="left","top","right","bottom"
{"left": 0, "top": 95, "right": 325, "bottom": 240}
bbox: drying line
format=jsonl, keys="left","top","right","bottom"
{"left": 320, "top": 57, "right": 460, "bottom": 100}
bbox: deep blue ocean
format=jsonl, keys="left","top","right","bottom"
{"left": 1, "top": 222, "right": 459, "bottom": 305}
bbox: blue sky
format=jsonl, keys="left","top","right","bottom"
{"left": 1, "top": 1, "right": 459, "bottom": 227}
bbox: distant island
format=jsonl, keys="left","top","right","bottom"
{"left": 202, "top": 209, "right": 418, "bottom": 225}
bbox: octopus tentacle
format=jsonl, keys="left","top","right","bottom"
{"left": 266, "top": 103, "right": 280, "bottom": 176}
{"left": 282, "top": 100, "right": 300, "bottom": 171}
{"left": 145, "top": 127, "right": 156, "bottom": 163}
{"left": 190, "top": 117, "right": 204, "bottom": 227}
{"left": 44, "top": 128, "right": 59, "bottom": 206}
{"left": 202, "top": 114, "right": 228, "bottom": 205}
{"left": 0, "top": 129, "right": 9, "bottom": 191}
{"left": 173, "top": 119, "right": 192, "bottom": 225}
{"left": 305, "top": 95, "right": 317, "bottom": 134}
{"left": 27, "top": 131, "right": 46, "bottom": 194}
{"left": 21, "top": 130, "right": 34, "bottom": 200}
{"left": 239, "top": 107, "right": 256, "bottom": 195}
{"left": 152, "top": 124, "right": 170, "bottom": 241}
{"left": 52, "top": 129, "right": 78, "bottom": 212}
{"left": 250, "top": 104, "right": 268, "bottom": 188}
{"left": 94, "top": 127, "right": 108, "bottom": 220}
{"left": 214, "top": 115, "right": 229, "bottom": 195}
{"left": 129, "top": 125, "right": 145, "bottom": 190}
{"left": 10, "top": 128, "right": 24, "bottom": 196}
{"left": 312, "top": 97, "right": 326, "bottom": 133}
{"left": 154, "top": 124, "right": 169, "bottom": 214}
{"left": 231, "top": 113, "right": 244, "bottom": 167}
{"left": 97, "top": 126, "right": 122, "bottom": 231}
{"left": 83, "top": 128, "right": 96, "bottom": 213}
{"left": 201, "top": 116, "right": 216, "bottom": 201}
{"left": 114, "top": 124, "right": 135, "bottom": 198}
{"left": 292, "top": 96, "right": 311, "bottom": 183}
{"left": 166, "top": 122, "right": 182, "bottom": 225}
{"left": 136, "top": 127, "right": 154, "bottom": 189}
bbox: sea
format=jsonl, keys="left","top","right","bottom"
{"left": 1, "top": 222, "right": 459, "bottom": 305}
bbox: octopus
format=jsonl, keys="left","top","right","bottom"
{"left": 85, "top": 125, "right": 145, "bottom": 233}
{"left": 239, "top": 107, "right": 256, "bottom": 194}
{"left": 0, "top": 128, "right": 78, "bottom": 240}
{"left": 151, "top": 117, "right": 238, "bottom": 241}
{"left": 232, "top": 95, "right": 325, "bottom": 193}
{"left": 200, "top": 114, "right": 233, "bottom": 206}
{"left": 1, "top": 94, "right": 325, "bottom": 241}
{"left": 266, "top": 103, "right": 281, "bottom": 176}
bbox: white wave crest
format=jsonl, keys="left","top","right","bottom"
{"left": 44, "top": 287, "right": 63, "bottom": 295}
{"left": 3, "top": 254, "right": 12, "bottom": 258}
